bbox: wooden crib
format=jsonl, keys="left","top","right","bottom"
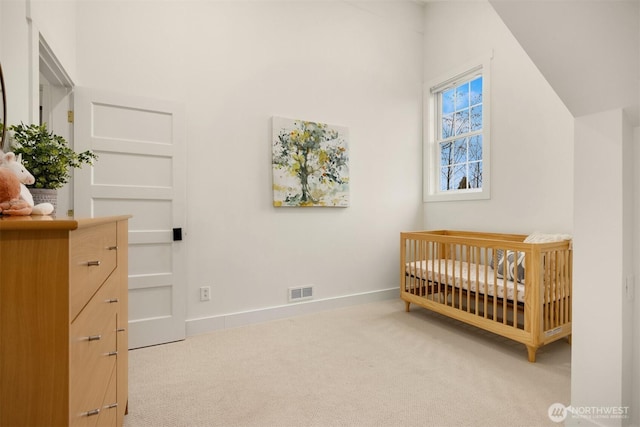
{"left": 400, "top": 230, "right": 572, "bottom": 362}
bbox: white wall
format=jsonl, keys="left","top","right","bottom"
{"left": 29, "top": 0, "right": 77, "bottom": 83}
{"left": 571, "top": 109, "right": 630, "bottom": 427}
{"left": 622, "top": 115, "right": 634, "bottom": 424}
{"left": 0, "top": 0, "right": 77, "bottom": 126}
{"left": 577, "top": 111, "right": 623, "bottom": 422}
{"left": 75, "top": 1, "right": 424, "bottom": 325}
{"left": 490, "top": 0, "right": 639, "bottom": 121}
{"left": 422, "top": 1, "right": 574, "bottom": 235}
{"left": 1, "top": 0, "right": 34, "bottom": 126}
{"left": 634, "top": 125, "right": 640, "bottom": 427}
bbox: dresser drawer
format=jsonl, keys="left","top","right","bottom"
{"left": 70, "top": 222, "right": 118, "bottom": 320}
{"left": 95, "top": 365, "right": 118, "bottom": 427}
{"left": 70, "top": 274, "right": 120, "bottom": 426}
{"left": 70, "top": 362, "right": 117, "bottom": 427}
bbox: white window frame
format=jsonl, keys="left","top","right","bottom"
{"left": 424, "top": 53, "right": 492, "bottom": 202}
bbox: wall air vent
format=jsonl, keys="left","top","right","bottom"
{"left": 288, "top": 285, "right": 314, "bottom": 302}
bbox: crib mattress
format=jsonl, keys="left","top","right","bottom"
{"left": 405, "top": 259, "right": 525, "bottom": 303}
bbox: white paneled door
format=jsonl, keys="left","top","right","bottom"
{"left": 74, "top": 88, "right": 186, "bottom": 349}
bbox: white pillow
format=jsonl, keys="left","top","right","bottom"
{"left": 524, "top": 232, "right": 572, "bottom": 243}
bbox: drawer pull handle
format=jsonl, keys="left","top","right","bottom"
{"left": 108, "top": 351, "right": 118, "bottom": 357}
{"left": 108, "top": 246, "right": 118, "bottom": 251}
{"left": 86, "top": 409, "right": 100, "bottom": 417}
{"left": 87, "top": 334, "right": 102, "bottom": 342}
{"left": 107, "top": 298, "right": 119, "bottom": 303}
{"left": 87, "top": 260, "right": 101, "bottom": 267}
{"left": 105, "top": 403, "right": 118, "bottom": 409}
{"left": 117, "top": 328, "right": 126, "bottom": 333}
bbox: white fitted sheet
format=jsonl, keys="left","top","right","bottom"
{"left": 405, "top": 259, "right": 525, "bottom": 303}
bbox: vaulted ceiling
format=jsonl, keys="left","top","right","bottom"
{"left": 489, "top": 0, "right": 640, "bottom": 124}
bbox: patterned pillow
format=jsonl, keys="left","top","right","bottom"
{"left": 496, "top": 250, "right": 525, "bottom": 283}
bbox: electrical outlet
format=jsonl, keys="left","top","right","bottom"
{"left": 199, "top": 286, "right": 211, "bottom": 301}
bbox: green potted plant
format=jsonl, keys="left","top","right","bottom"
{"left": 8, "top": 122, "right": 97, "bottom": 212}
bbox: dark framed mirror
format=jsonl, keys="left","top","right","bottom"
{"left": 0, "top": 63, "right": 5, "bottom": 151}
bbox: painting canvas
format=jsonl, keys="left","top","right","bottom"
{"left": 272, "top": 117, "right": 350, "bottom": 207}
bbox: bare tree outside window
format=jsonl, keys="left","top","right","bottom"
{"left": 438, "top": 76, "right": 483, "bottom": 192}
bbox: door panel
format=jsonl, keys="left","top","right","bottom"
{"left": 74, "top": 88, "right": 186, "bottom": 349}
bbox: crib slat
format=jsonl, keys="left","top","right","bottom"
{"left": 423, "top": 239, "right": 428, "bottom": 297}
{"left": 562, "top": 252, "right": 572, "bottom": 323}
{"left": 409, "top": 239, "right": 412, "bottom": 294}
{"left": 418, "top": 239, "right": 422, "bottom": 296}
{"left": 464, "top": 245, "right": 471, "bottom": 312}
{"left": 492, "top": 248, "right": 498, "bottom": 322}
{"left": 444, "top": 245, "right": 456, "bottom": 307}
{"left": 446, "top": 243, "right": 451, "bottom": 307}
{"left": 421, "top": 239, "right": 425, "bottom": 296}
{"left": 417, "top": 239, "right": 422, "bottom": 296}
{"left": 456, "top": 244, "right": 461, "bottom": 309}
{"left": 552, "top": 251, "right": 557, "bottom": 326}
{"left": 431, "top": 242, "right": 442, "bottom": 302}
{"left": 562, "top": 250, "right": 569, "bottom": 324}
{"left": 553, "top": 250, "right": 558, "bottom": 328}
{"left": 457, "top": 244, "right": 463, "bottom": 310}
{"left": 558, "top": 250, "right": 566, "bottom": 325}
{"left": 437, "top": 242, "right": 443, "bottom": 302}
{"left": 474, "top": 245, "right": 478, "bottom": 314}
{"left": 502, "top": 248, "right": 507, "bottom": 325}
{"left": 483, "top": 248, "right": 489, "bottom": 319}
{"left": 415, "top": 239, "right": 419, "bottom": 295}
{"left": 543, "top": 251, "right": 549, "bottom": 330}
{"left": 408, "top": 238, "right": 412, "bottom": 295}
{"left": 428, "top": 241, "right": 433, "bottom": 298}
{"left": 560, "top": 251, "right": 566, "bottom": 325}
{"left": 554, "top": 250, "right": 560, "bottom": 326}
{"left": 428, "top": 241, "right": 433, "bottom": 301}
{"left": 453, "top": 243, "right": 458, "bottom": 308}
{"left": 551, "top": 251, "right": 563, "bottom": 327}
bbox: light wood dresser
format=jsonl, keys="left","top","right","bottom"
{"left": 0, "top": 215, "right": 130, "bottom": 427}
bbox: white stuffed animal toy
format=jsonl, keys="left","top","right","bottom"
{"left": 0, "top": 152, "right": 55, "bottom": 215}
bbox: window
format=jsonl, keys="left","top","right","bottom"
{"left": 424, "top": 55, "right": 491, "bottom": 202}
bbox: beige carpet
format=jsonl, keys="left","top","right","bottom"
{"left": 123, "top": 298, "right": 570, "bottom": 427}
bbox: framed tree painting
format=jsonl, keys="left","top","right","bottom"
{"left": 272, "top": 117, "right": 349, "bottom": 207}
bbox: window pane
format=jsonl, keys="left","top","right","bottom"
{"left": 454, "top": 110, "right": 469, "bottom": 135}
{"left": 442, "top": 89, "right": 455, "bottom": 114}
{"left": 469, "top": 135, "right": 482, "bottom": 161}
{"left": 454, "top": 138, "right": 467, "bottom": 163}
{"left": 470, "top": 77, "right": 482, "bottom": 105}
{"left": 453, "top": 164, "right": 468, "bottom": 189}
{"left": 469, "top": 161, "right": 482, "bottom": 188}
{"left": 440, "top": 141, "right": 452, "bottom": 166}
{"left": 470, "top": 105, "right": 482, "bottom": 131}
{"left": 442, "top": 114, "right": 454, "bottom": 139}
{"left": 441, "top": 166, "right": 454, "bottom": 191}
{"left": 455, "top": 83, "right": 469, "bottom": 110}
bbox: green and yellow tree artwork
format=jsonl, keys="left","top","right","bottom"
{"left": 272, "top": 117, "right": 349, "bottom": 207}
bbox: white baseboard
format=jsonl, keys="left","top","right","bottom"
{"left": 186, "top": 287, "right": 398, "bottom": 337}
